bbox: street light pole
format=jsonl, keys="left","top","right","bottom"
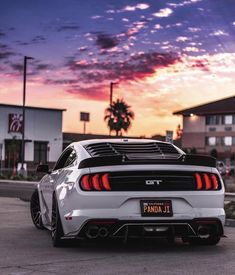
{"left": 109, "top": 82, "right": 118, "bottom": 136}
{"left": 110, "top": 82, "right": 114, "bottom": 105}
{"left": 21, "top": 56, "right": 33, "bottom": 172}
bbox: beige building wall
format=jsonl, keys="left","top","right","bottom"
{"left": 182, "top": 132, "right": 205, "bottom": 149}
{"left": 183, "top": 115, "right": 205, "bottom": 132}
{"left": 182, "top": 115, "right": 206, "bottom": 150}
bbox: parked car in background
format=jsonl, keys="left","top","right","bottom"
{"left": 216, "top": 161, "right": 226, "bottom": 176}
{"left": 30, "top": 139, "right": 225, "bottom": 247}
{"left": 226, "top": 164, "right": 235, "bottom": 176}
{"left": 217, "top": 161, "right": 235, "bottom": 177}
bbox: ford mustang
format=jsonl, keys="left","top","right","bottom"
{"left": 30, "top": 139, "right": 225, "bottom": 247}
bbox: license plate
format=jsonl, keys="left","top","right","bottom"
{"left": 140, "top": 200, "right": 173, "bottom": 217}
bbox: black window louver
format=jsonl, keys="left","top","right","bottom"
{"left": 84, "top": 142, "right": 181, "bottom": 160}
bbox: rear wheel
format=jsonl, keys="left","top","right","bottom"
{"left": 30, "top": 189, "right": 44, "bottom": 229}
{"left": 51, "top": 194, "right": 64, "bottom": 247}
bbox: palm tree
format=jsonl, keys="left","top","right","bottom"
{"left": 104, "top": 99, "right": 135, "bottom": 136}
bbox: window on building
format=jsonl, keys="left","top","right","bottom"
{"left": 223, "top": 115, "right": 233, "bottom": 125}
{"left": 206, "top": 136, "right": 221, "bottom": 146}
{"left": 206, "top": 137, "right": 216, "bottom": 146}
{"left": 34, "top": 141, "right": 48, "bottom": 164}
{"left": 206, "top": 115, "right": 220, "bottom": 125}
{"left": 223, "top": 136, "right": 232, "bottom": 146}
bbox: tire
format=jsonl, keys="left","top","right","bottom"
{"left": 51, "top": 193, "right": 64, "bottom": 247}
{"left": 30, "top": 189, "right": 44, "bottom": 230}
{"left": 189, "top": 235, "right": 221, "bottom": 246}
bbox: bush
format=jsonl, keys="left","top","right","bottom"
{"left": 10, "top": 175, "right": 24, "bottom": 181}
{"left": 0, "top": 174, "right": 7, "bottom": 180}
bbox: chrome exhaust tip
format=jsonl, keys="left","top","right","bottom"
{"left": 197, "top": 226, "right": 210, "bottom": 239}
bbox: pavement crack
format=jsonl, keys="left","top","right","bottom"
{"left": 0, "top": 255, "right": 115, "bottom": 270}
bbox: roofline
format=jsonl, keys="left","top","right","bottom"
{"left": 173, "top": 95, "right": 235, "bottom": 115}
{"left": 0, "top": 103, "right": 66, "bottom": 112}
{"left": 174, "top": 110, "right": 235, "bottom": 116}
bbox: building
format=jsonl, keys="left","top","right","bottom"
{"left": 0, "top": 104, "right": 65, "bottom": 171}
{"left": 173, "top": 96, "right": 235, "bottom": 158}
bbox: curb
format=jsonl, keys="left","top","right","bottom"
{"left": 225, "top": 219, "right": 235, "bottom": 227}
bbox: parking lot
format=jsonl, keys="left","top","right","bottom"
{"left": 0, "top": 197, "right": 234, "bottom": 275}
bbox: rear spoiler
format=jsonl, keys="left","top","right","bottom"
{"left": 78, "top": 154, "right": 216, "bottom": 169}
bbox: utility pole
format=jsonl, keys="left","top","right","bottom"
{"left": 21, "top": 56, "right": 33, "bottom": 174}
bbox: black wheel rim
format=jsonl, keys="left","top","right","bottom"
{"left": 31, "top": 191, "right": 42, "bottom": 228}
{"left": 51, "top": 199, "right": 57, "bottom": 239}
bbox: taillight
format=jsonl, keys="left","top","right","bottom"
{"left": 203, "top": 173, "right": 212, "bottom": 190}
{"left": 194, "top": 173, "right": 220, "bottom": 190}
{"left": 211, "top": 174, "right": 219, "bottom": 190}
{"left": 92, "top": 174, "right": 101, "bottom": 191}
{"left": 80, "top": 173, "right": 111, "bottom": 191}
{"left": 195, "top": 173, "right": 203, "bottom": 190}
{"left": 80, "top": 175, "right": 92, "bottom": 190}
{"left": 101, "top": 173, "right": 111, "bottom": 191}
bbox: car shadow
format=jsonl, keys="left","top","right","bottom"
{"left": 60, "top": 236, "right": 226, "bottom": 254}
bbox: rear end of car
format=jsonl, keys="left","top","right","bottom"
{"left": 62, "top": 140, "right": 225, "bottom": 245}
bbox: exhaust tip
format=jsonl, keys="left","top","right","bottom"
{"left": 86, "top": 225, "right": 99, "bottom": 239}
{"left": 99, "top": 227, "right": 109, "bottom": 238}
{"left": 197, "top": 226, "right": 210, "bottom": 239}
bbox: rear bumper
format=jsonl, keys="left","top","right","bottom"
{"left": 64, "top": 218, "right": 224, "bottom": 239}
{"left": 62, "top": 206, "right": 225, "bottom": 238}
{"left": 60, "top": 191, "right": 225, "bottom": 236}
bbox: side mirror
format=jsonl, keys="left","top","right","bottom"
{"left": 36, "top": 164, "right": 50, "bottom": 174}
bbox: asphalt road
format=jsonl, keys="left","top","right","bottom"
{"left": 0, "top": 180, "right": 37, "bottom": 200}
{"left": 0, "top": 197, "right": 234, "bottom": 275}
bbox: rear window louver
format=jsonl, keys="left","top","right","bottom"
{"left": 84, "top": 142, "right": 181, "bottom": 160}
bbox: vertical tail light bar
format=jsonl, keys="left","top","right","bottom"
{"left": 203, "top": 173, "right": 212, "bottom": 190}
{"left": 92, "top": 174, "right": 102, "bottom": 190}
{"left": 211, "top": 174, "right": 219, "bottom": 190}
{"left": 80, "top": 173, "right": 111, "bottom": 191}
{"left": 81, "top": 175, "right": 92, "bottom": 191}
{"left": 101, "top": 173, "right": 111, "bottom": 191}
{"left": 194, "top": 173, "right": 220, "bottom": 190}
{"left": 195, "top": 173, "right": 203, "bottom": 190}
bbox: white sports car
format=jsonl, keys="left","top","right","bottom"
{"left": 30, "top": 139, "right": 225, "bottom": 247}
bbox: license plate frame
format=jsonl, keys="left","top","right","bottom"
{"left": 140, "top": 200, "right": 173, "bottom": 217}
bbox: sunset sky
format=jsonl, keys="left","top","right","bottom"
{"left": 1, "top": 0, "right": 235, "bottom": 137}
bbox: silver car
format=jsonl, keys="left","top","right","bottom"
{"left": 30, "top": 139, "right": 225, "bottom": 247}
